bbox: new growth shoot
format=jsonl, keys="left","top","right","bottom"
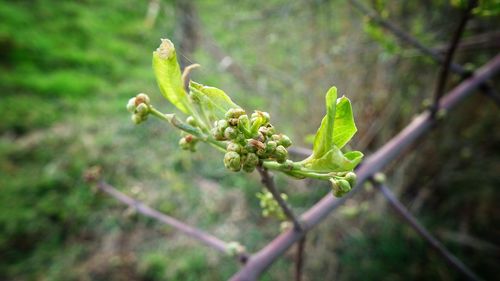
{"left": 127, "top": 38, "right": 363, "bottom": 209}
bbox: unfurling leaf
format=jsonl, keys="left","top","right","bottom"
{"left": 301, "top": 87, "right": 362, "bottom": 173}
{"left": 333, "top": 96, "right": 357, "bottom": 149}
{"left": 189, "top": 81, "right": 241, "bottom": 120}
{"left": 311, "top": 86, "right": 337, "bottom": 159}
{"left": 152, "top": 39, "right": 191, "bottom": 114}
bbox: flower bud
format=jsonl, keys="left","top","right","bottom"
{"left": 225, "top": 108, "right": 246, "bottom": 119}
{"left": 273, "top": 145, "right": 288, "bottom": 163}
{"left": 135, "top": 93, "right": 150, "bottom": 105}
{"left": 186, "top": 116, "right": 197, "bottom": 127}
{"left": 228, "top": 118, "right": 239, "bottom": 126}
{"left": 136, "top": 103, "right": 149, "bottom": 116}
{"left": 131, "top": 114, "right": 143, "bottom": 124}
{"left": 238, "top": 114, "right": 250, "bottom": 131}
{"left": 245, "top": 140, "right": 257, "bottom": 153}
{"left": 345, "top": 172, "right": 357, "bottom": 187}
{"left": 224, "top": 127, "right": 238, "bottom": 140}
{"left": 217, "top": 120, "right": 229, "bottom": 131}
{"left": 127, "top": 97, "right": 136, "bottom": 113}
{"left": 265, "top": 140, "right": 277, "bottom": 153}
{"left": 337, "top": 179, "right": 351, "bottom": 193}
{"left": 279, "top": 135, "right": 292, "bottom": 148}
{"left": 211, "top": 127, "right": 225, "bottom": 141}
{"left": 251, "top": 111, "right": 270, "bottom": 123}
{"left": 178, "top": 137, "right": 190, "bottom": 150}
{"left": 226, "top": 142, "right": 242, "bottom": 153}
{"left": 224, "top": 151, "right": 241, "bottom": 172}
{"left": 266, "top": 125, "right": 276, "bottom": 136}
{"left": 242, "top": 153, "right": 259, "bottom": 173}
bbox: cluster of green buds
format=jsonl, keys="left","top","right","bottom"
{"left": 127, "top": 93, "right": 151, "bottom": 124}
{"left": 256, "top": 190, "right": 287, "bottom": 220}
{"left": 213, "top": 108, "right": 292, "bottom": 173}
{"left": 330, "top": 172, "right": 357, "bottom": 197}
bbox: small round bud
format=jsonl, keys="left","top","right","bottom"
{"left": 186, "top": 116, "right": 197, "bottom": 127}
{"left": 127, "top": 98, "right": 136, "bottom": 113}
{"left": 136, "top": 103, "right": 149, "bottom": 116}
{"left": 258, "top": 126, "right": 269, "bottom": 136}
{"left": 228, "top": 118, "right": 239, "bottom": 126}
{"left": 224, "top": 127, "right": 238, "bottom": 140}
{"left": 245, "top": 140, "right": 257, "bottom": 153}
{"left": 225, "top": 108, "right": 246, "bottom": 119}
{"left": 242, "top": 153, "right": 259, "bottom": 173}
{"left": 226, "top": 142, "right": 242, "bottom": 153}
{"left": 135, "top": 93, "right": 150, "bottom": 105}
{"left": 131, "top": 114, "right": 143, "bottom": 124}
{"left": 217, "top": 120, "right": 229, "bottom": 131}
{"left": 226, "top": 241, "right": 246, "bottom": 257}
{"left": 279, "top": 135, "right": 292, "bottom": 148}
{"left": 273, "top": 145, "right": 288, "bottom": 163}
{"left": 373, "top": 172, "right": 386, "bottom": 184}
{"left": 337, "top": 179, "right": 351, "bottom": 193}
{"left": 345, "top": 172, "right": 357, "bottom": 187}
{"left": 211, "top": 127, "right": 225, "bottom": 141}
{"left": 238, "top": 114, "right": 250, "bottom": 131}
{"left": 251, "top": 111, "right": 270, "bottom": 123}
{"left": 265, "top": 124, "right": 276, "bottom": 136}
{"left": 224, "top": 151, "right": 241, "bottom": 172}
{"left": 265, "top": 141, "right": 277, "bottom": 153}
{"left": 178, "top": 137, "right": 190, "bottom": 150}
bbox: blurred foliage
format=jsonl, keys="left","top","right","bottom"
{"left": 0, "top": 0, "right": 498, "bottom": 280}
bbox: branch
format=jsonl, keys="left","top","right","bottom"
{"left": 96, "top": 181, "right": 249, "bottom": 263}
{"left": 374, "top": 183, "right": 481, "bottom": 281}
{"left": 257, "top": 166, "right": 303, "bottom": 231}
{"left": 230, "top": 55, "right": 500, "bottom": 281}
{"left": 432, "top": 0, "right": 477, "bottom": 116}
{"left": 349, "top": 0, "right": 500, "bottom": 106}
{"left": 295, "top": 236, "right": 306, "bottom": 281}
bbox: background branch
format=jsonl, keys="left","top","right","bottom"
{"left": 433, "top": 0, "right": 477, "bottom": 116}
{"left": 96, "top": 181, "right": 249, "bottom": 264}
{"left": 374, "top": 182, "right": 481, "bottom": 281}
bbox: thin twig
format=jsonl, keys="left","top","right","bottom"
{"left": 96, "top": 181, "right": 249, "bottom": 263}
{"left": 374, "top": 182, "right": 481, "bottom": 281}
{"left": 349, "top": 0, "right": 500, "bottom": 107}
{"left": 432, "top": 0, "right": 477, "bottom": 116}
{"left": 295, "top": 236, "right": 306, "bottom": 281}
{"left": 230, "top": 55, "right": 500, "bottom": 281}
{"left": 256, "top": 166, "right": 303, "bottom": 231}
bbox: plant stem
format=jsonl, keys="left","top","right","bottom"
{"left": 256, "top": 166, "right": 302, "bottom": 231}
{"left": 149, "top": 107, "right": 226, "bottom": 151}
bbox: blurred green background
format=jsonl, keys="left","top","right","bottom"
{"left": 1, "top": 0, "right": 499, "bottom": 280}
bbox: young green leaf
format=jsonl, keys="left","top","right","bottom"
{"left": 302, "top": 147, "right": 363, "bottom": 173}
{"left": 152, "top": 39, "right": 191, "bottom": 114}
{"left": 189, "top": 81, "right": 241, "bottom": 120}
{"left": 333, "top": 96, "right": 357, "bottom": 149}
{"left": 311, "top": 87, "right": 337, "bottom": 159}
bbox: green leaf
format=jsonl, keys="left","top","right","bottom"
{"left": 152, "top": 39, "right": 191, "bottom": 114}
{"left": 333, "top": 96, "right": 357, "bottom": 149}
{"left": 311, "top": 87, "right": 337, "bottom": 159}
{"left": 189, "top": 81, "right": 240, "bottom": 120}
{"left": 303, "top": 147, "right": 363, "bottom": 173}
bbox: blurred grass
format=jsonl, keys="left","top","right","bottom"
{"left": 1, "top": 0, "right": 499, "bottom": 280}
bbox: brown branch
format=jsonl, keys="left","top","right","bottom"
{"left": 349, "top": 0, "right": 500, "bottom": 107}
{"left": 229, "top": 55, "right": 500, "bottom": 281}
{"left": 432, "top": 0, "right": 477, "bottom": 116}
{"left": 374, "top": 182, "right": 481, "bottom": 281}
{"left": 257, "top": 166, "right": 303, "bottom": 231}
{"left": 295, "top": 236, "right": 306, "bottom": 281}
{"left": 96, "top": 181, "right": 249, "bottom": 264}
